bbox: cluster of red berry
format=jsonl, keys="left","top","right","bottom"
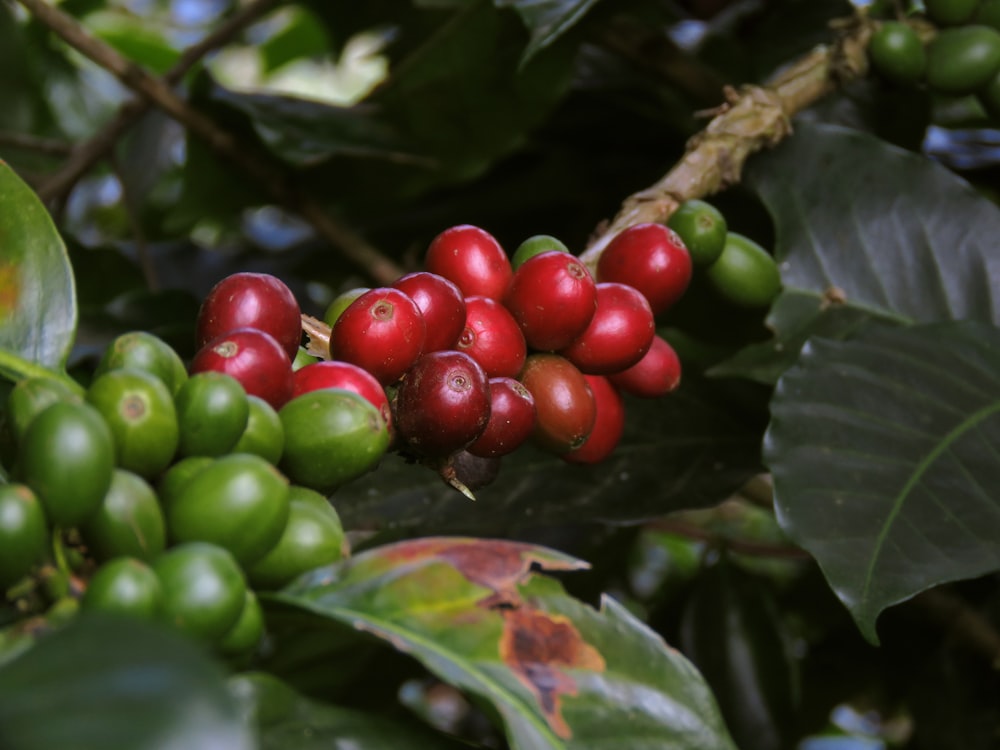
{"left": 189, "top": 221, "right": 694, "bottom": 493}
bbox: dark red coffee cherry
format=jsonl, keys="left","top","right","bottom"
{"left": 559, "top": 283, "right": 655, "bottom": 375}
{"left": 196, "top": 272, "right": 302, "bottom": 360}
{"left": 504, "top": 251, "right": 597, "bottom": 351}
{"left": 190, "top": 327, "right": 294, "bottom": 410}
{"left": 292, "top": 360, "right": 392, "bottom": 434}
{"left": 331, "top": 287, "right": 426, "bottom": 386}
{"left": 395, "top": 351, "right": 491, "bottom": 457}
{"left": 562, "top": 375, "right": 625, "bottom": 465}
{"left": 424, "top": 225, "right": 513, "bottom": 300}
{"left": 518, "top": 353, "right": 596, "bottom": 454}
{"left": 597, "top": 223, "right": 692, "bottom": 315}
{"left": 467, "top": 377, "right": 536, "bottom": 458}
{"left": 456, "top": 296, "right": 527, "bottom": 379}
{"left": 608, "top": 335, "right": 682, "bottom": 398}
{"left": 392, "top": 272, "right": 467, "bottom": 353}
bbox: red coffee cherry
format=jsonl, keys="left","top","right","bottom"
{"left": 395, "top": 351, "right": 491, "bottom": 457}
{"left": 424, "top": 224, "right": 513, "bottom": 300}
{"left": 196, "top": 272, "right": 302, "bottom": 360}
{"left": 504, "top": 251, "right": 597, "bottom": 351}
{"left": 467, "top": 377, "right": 536, "bottom": 458}
{"left": 518, "top": 353, "right": 596, "bottom": 454}
{"left": 562, "top": 376, "right": 625, "bottom": 465}
{"left": 292, "top": 360, "right": 392, "bottom": 433}
{"left": 608, "top": 335, "right": 681, "bottom": 398}
{"left": 392, "top": 272, "right": 467, "bottom": 353}
{"left": 597, "top": 223, "right": 692, "bottom": 315}
{"left": 331, "top": 288, "right": 426, "bottom": 386}
{"left": 190, "top": 327, "right": 293, "bottom": 410}
{"left": 456, "top": 296, "right": 527, "bottom": 379}
{"left": 559, "top": 282, "right": 655, "bottom": 375}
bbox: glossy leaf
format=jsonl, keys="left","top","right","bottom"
{"left": 0, "top": 161, "right": 76, "bottom": 375}
{"left": 495, "top": 0, "right": 601, "bottom": 63}
{"left": 337, "top": 376, "right": 764, "bottom": 533}
{"left": 231, "top": 672, "right": 468, "bottom": 749}
{"left": 0, "top": 615, "right": 252, "bottom": 750}
{"left": 273, "top": 537, "right": 738, "bottom": 750}
{"left": 711, "top": 122, "right": 1000, "bottom": 383}
{"left": 766, "top": 322, "right": 1000, "bottom": 642}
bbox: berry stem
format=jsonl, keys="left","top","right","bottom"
{"left": 0, "top": 348, "right": 85, "bottom": 396}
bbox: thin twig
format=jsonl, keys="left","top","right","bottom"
{"left": 109, "top": 152, "right": 157, "bottom": 292}
{"left": 0, "top": 131, "right": 73, "bottom": 156}
{"left": 21, "top": 0, "right": 404, "bottom": 284}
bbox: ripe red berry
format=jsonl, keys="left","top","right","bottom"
{"left": 559, "top": 283, "right": 655, "bottom": 375}
{"left": 196, "top": 272, "right": 302, "bottom": 360}
{"left": 597, "top": 223, "right": 692, "bottom": 315}
{"left": 190, "top": 327, "right": 294, "bottom": 410}
{"left": 424, "top": 225, "right": 513, "bottom": 300}
{"left": 467, "top": 377, "right": 536, "bottom": 458}
{"left": 518, "top": 353, "right": 595, "bottom": 454}
{"left": 292, "top": 360, "right": 392, "bottom": 433}
{"left": 392, "top": 272, "right": 467, "bottom": 353}
{"left": 562, "top": 376, "right": 625, "bottom": 465}
{"left": 331, "top": 288, "right": 426, "bottom": 386}
{"left": 456, "top": 296, "right": 527, "bottom": 379}
{"left": 504, "top": 251, "right": 597, "bottom": 351}
{"left": 608, "top": 335, "right": 681, "bottom": 398}
{"left": 395, "top": 351, "right": 491, "bottom": 457}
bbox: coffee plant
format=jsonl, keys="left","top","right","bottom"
{"left": 1, "top": 0, "right": 1000, "bottom": 748}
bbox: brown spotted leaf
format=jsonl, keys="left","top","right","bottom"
{"left": 272, "top": 537, "right": 737, "bottom": 750}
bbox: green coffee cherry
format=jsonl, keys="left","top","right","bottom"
{"left": 868, "top": 22, "right": 927, "bottom": 86}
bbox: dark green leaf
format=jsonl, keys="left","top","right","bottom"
{"left": 712, "top": 122, "right": 1000, "bottom": 383}
{"left": 766, "top": 322, "right": 1000, "bottom": 642}
{"left": 273, "top": 537, "right": 737, "bottom": 749}
{"left": 0, "top": 161, "right": 76, "bottom": 375}
{"left": 494, "top": 0, "right": 601, "bottom": 64}
{"left": 0, "top": 615, "right": 252, "bottom": 750}
{"left": 231, "top": 672, "right": 468, "bottom": 749}
{"left": 337, "top": 376, "right": 764, "bottom": 533}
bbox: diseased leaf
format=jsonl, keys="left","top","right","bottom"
{"left": 494, "top": 0, "right": 601, "bottom": 64}
{"left": 0, "top": 615, "right": 252, "bottom": 750}
{"left": 711, "top": 123, "right": 1000, "bottom": 383}
{"left": 765, "top": 322, "right": 1000, "bottom": 642}
{"left": 272, "top": 537, "right": 738, "bottom": 750}
{"left": 0, "top": 161, "right": 76, "bottom": 375}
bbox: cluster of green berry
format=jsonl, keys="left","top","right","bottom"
{"left": 868, "top": 0, "right": 1000, "bottom": 117}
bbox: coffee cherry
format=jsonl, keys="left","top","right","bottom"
{"left": 196, "top": 272, "right": 302, "bottom": 360}
{"left": 425, "top": 224, "right": 513, "bottom": 300}
{"left": 395, "top": 351, "right": 491, "bottom": 457}
{"left": 518, "top": 354, "right": 596, "bottom": 454}
{"left": 597, "top": 223, "right": 692, "bottom": 315}
{"left": 157, "top": 456, "right": 213, "bottom": 509}
{"left": 95, "top": 331, "right": 188, "bottom": 396}
{"left": 81, "top": 469, "right": 166, "bottom": 563}
{"left": 232, "top": 395, "right": 285, "bottom": 465}
{"left": 925, "top": 0, "right": 980, "bottom": 25}
{"left": 977, "top": 0, "right": 1000, "bottom": 30}
{"left": 6, "top": 376, "right": 81, "bottom": 445}
{"left": 0, "top": 484, "right": 49, "bottom": 589}
{"left": 82, "top": 557, "right": 163, "bottom": 619}
{"left": 868, "top": 22, "right": 927, "bottom": 86}
{"left": 174, "top": 372, "right": 249, "bottom": 458}
{"left": 562, "top": 376, "right": 625, "bottom": 465}
{"left": 467, "top": 377, "right": 537, "bottom": 458}
{"left": 504, "top": 251, "right": 597, "bottom": 351}
{"left": 511, "top": 234, "right": 570, "bottom": 270}
{"left": 608, "top": 335, "right": 682, "bottom": 398}
{"left": 331, "top": 287, "right": 426, "bottom": 386}
{"left": 667, "top": 200, "right": 728, "bottom": 267}
{"left": 218, "top": 589, "right": 264, "bottom": 656}
{"left": 292, "top": 348, "right": 319, "bottom": 371}
{"left": 705, "top": 233, "right": 782, "bottom": 308}
{"left": 392, "top": 272, "right": 467, "bottom": 353}
{"left": 925, "top": 25, "right": 1000, "bottom": 95}
{"left": 191, "top": 327, "right": 294, "bottom": 410}
{"left": 456, "top": 296, "right": 527, "bottom": 379}
{"left": 559, "top": 282, "right": 655, "bottom": 375}
{"left": 292, "top": 360, "right": 392, "bottom": 434}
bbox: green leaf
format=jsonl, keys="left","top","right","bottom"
{"left": 0, "top": 614, "right": 253, "bottom": 750}
{"left": 711, "top": 123, "right": 1000, "bottom": 383}
{"left": 272, "top": 537, "right": 738, "bottom": 749}
{"left": 337, "top": 376, "right": 763, "bottom": 533}
{"left": 494, "top": 0, "right": 601, "bottom": 64}
{"left": 765, "top": 321, "right": 1000, "bottom": 642}
{"left": 231, "top": 672, "right": 468, "bottom": 749}
{"left": 0, "top": 161, "right": 77, "bottom": 379}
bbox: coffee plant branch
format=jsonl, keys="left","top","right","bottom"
{"left": 37, "top": 0, "right": 281, "bottom": 207}
{"left": 18, "top": 0, "right": 405, "bottom": 286}
{"left": 580, "top": 13, "right": 874, "bottom": 263}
